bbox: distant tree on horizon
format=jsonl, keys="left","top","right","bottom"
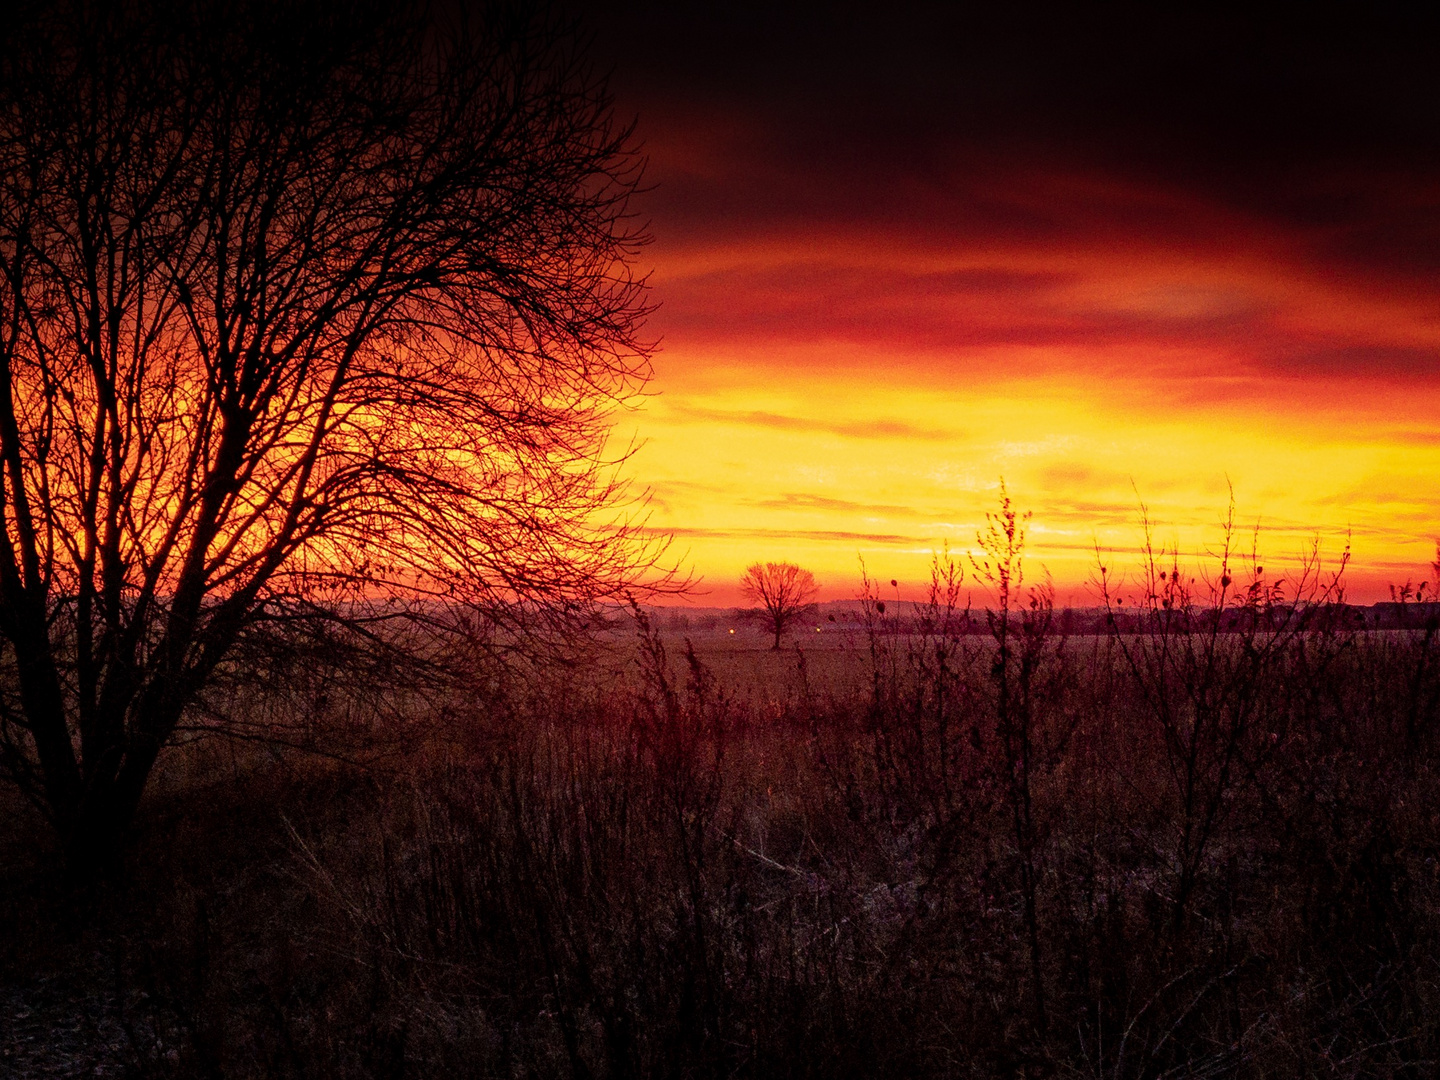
{"left": 741, "top": 562, "right": 819, "bottom": 649}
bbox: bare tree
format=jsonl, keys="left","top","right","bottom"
{"left": 0, "top": 0, "right": 664, "bottom": 870}
{"left": 740, "top": 562, "right": 819, "bottom": 649}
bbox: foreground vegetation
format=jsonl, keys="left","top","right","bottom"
{"left": 5, "top": 540, "right": 1440, "bottom": 1076}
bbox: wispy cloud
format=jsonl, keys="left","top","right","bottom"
{"left": 746, "top": 493, "right": 920, "bottom": 516}
{"left": 669, "top": 403, "right": 956, "bottom": 442}
{"left": 646, "top": 526, "right": 916, "bottom": 545}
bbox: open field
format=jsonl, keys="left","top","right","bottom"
{"left": 606, "top": 627, "right": 877, "bottom": 704}
{"left": 6, "top": 599, "right": 1440, "bottom": 1078}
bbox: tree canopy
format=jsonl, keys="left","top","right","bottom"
{"left": 0, "top": 0, "right": 660, "bottom": 867}
{"left": 741, "top": 562, "right": 819, "bottom": 649}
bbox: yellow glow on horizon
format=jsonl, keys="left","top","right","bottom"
{"left": 630, "top": 356, "right": 1440, "bottom": 607}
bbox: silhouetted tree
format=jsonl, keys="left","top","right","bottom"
{"left": 0, "top": 0, "right": 661, "bottom": 870}
{"left": 741, "top": 562, "right": 819, "bottom": 649}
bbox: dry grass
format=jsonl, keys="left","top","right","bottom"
{"left": 4, "top": 583, "right": 1440, "bottom": 1077}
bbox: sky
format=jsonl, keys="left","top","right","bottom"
{"left": 582, "top": 2, "right": 1440, "bottom": 606}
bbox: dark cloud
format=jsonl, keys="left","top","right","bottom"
{"left": 582, "top": 2, "right": 1440, "bottom": 281}
{"left": 1256, "top": 344, "right": 1440, "bottom": 380}
{"left": 659, "top": 260, "right": 1277, "bottom": 355}
{"left": 591, "top": 3, "right": 1440, "bottom": 167}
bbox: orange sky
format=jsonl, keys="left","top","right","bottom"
{"left": 592, "top": 6, "right": 1440, "bottom": 607}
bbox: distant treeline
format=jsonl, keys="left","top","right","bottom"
{"left": 639, "top": 600, "right": 1440, "bottom": 635}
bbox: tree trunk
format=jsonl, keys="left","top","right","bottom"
{"left": 60, "top": 717, "right": 168, "bottom": 878}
